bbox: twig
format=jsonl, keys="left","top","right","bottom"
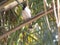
{"left": 43, "top": 0, "right": 51, "bottom": 30}
{"left": 52, "top": 0, "right": 58, "bottom": 26}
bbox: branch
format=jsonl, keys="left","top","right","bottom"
{"left": 43, "top": 0, "right": 51, "bottom": 30}
{"left": 0, "top": 0, "right": 23, "bottom": 12}
{"left": 0, "top": 8, "right": 53, "bottom": 40}
{"left": 52, "top": 0, "right": 58, "bottom": 26}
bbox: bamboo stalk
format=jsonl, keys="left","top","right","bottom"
{"left": 57, "top": 0, "right": 60, "bottom": 45}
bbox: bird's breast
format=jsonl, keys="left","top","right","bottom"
{"left": 22, "top": 9, "right": 31, "bottom": 20}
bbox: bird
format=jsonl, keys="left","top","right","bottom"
{"left": 22, "top": 2, "right": 31, "bottom": 21}
{"left": 16, "top": 0, "right": 32, "bottom": 28}
{"left": 22, "top": 2, "right": 32, "bottom": 28}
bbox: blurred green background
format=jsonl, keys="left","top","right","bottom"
{"left": 0, "top": 0, "right": 58, "bottom": 45}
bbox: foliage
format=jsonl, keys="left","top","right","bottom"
{"left": 0, "top": 0, "right": 58, "bottom": 45}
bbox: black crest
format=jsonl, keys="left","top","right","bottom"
{"left": 22, "top": 1, "right": 27, "bottom": 10}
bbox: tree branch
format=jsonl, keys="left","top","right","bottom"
{"left": 0, "top": 0, "right": 24, "bottom": 12}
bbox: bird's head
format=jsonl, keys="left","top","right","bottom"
{"left": 21, "top": 1, "right": 27, "bottom": 10}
